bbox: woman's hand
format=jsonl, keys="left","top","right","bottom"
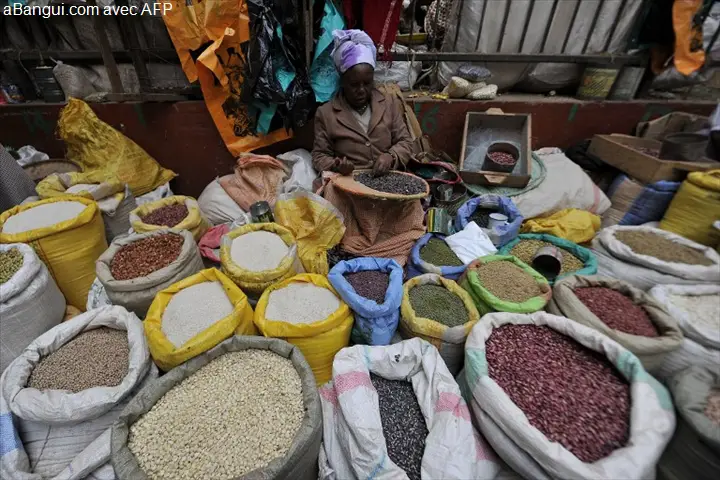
{"left": 373, "top": 153, "right": 394, "bottom": 177}
{"left": 334, "top": 156, "right": 355, "bottom": 176}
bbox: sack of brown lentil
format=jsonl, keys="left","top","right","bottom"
{"left": 463, "top": 311, "right": 675, "bottom": 480}
{"left": 406, "top": 234, "right": 467, "bottom": 280}
{"left": 111, "top": 335, "right": 322, "bottom": 480}
{"left": 319, "top": 337, "right": 501, "bottom": 480}
{"left": 96, "top": 229, "right": 204, "bottom": 317}
{"left": 399, "top": 273, "right": 480, "bottom": 375}
{"left": 130, "top": 195, "right": 210, "bottom": 242}
{"left": 548, "top": 275, "right": 683, "bottom": 372}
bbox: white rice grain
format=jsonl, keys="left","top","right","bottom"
{"left": 162, "top": 281, "right": 234, "bottom": 347}
{"left": 2, "top": 201, "right": 87, "bottom": 234}
{"left": 668, "top": 293, "right": 720, "bottom": 332}
{"left": 265, "top": 282, "right": 340, "bottom": 324}
{"left": 231, "top": 231, "right": 289, "bottom": 272}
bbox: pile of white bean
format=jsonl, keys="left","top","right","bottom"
{"left": 265, "top": 282, "right": 340, "bottom": 324}
{"left": 667, "top": 293, "right": 720, "bottom": 331}
{"left": 2, "top": 201, "right": 86, "bottom": 233}
{"left": 230, "top": 231, "right": 289, "bottom": 271}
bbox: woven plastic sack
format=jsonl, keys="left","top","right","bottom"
{"left": 649, "top": 284, "right": 720, "bottom": 350}
{"left": 661, "top": 170, "right": 720, "bottom": 248}
{"left": 548, "top": 275, "right": 683, "bottom": 372}
{"left": 144, "top": 268, "right": 257, "bottom": 371}
{"left": 459, "top": 255, "right": 551, "bottom": 315}
{"left": 464, "top": 311, "right": 675, "bottom": 480}
{"left": 220, "top": 223, "right": 300, "bottom": 297}
{"left": 407, "top": 234, "right": 468, "bottom": 280}
{"left": 602, "top": 175, "right": 680, "bottom": 228}
{"left": 111, "top": 336, "right": 322, "bottom": 480}
{"left": 327, "top": 257, "right": 403, "bottom": 346}
{"left": 0, "top": 243, "right": 65, "bottom": 373}
{"left": 520, "top": 208, "right": 601, "bottom": 244}
{"left": 96, "top": 229, "right": 204, "bottom": 318}
{"left": 130, "top": 195, "right": 210, "bottom": 242}
{"left": 455, "top": 195, "right": 524, "bottom": 247}
{"left": 654, "top": 336, "right": 720, "bottom": 381}
{"left": 399, "top": 273, "right": 480, "bottom": 375}
{"left": 196, "top": 177, "right": 246, "bottom": 226}
{"left": 0, "top": 196, "right": 108, "bottom": 310}
{"left": 255, "top": 274, "right": 353, "bottom": 385}
{"left": 319, "top": 338, "right": 500, "bottom": 480}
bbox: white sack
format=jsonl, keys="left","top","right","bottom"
{"left": 134, "top": 182, "right": 172, "bottom": 206}
{"left": 197, "top": 177, "right": 246, "bottom": 226}
{"left": 445, "top": 221, "right": 497, "bottom": 264}
{"left": 652, "top": 337, "right": 720, "bottom": 381}
{"left": 375, "top": 44, "right": 422, "bottom": 91}
{"left": 86, "top": 277, "right": 113, "bottom": 311}
{"left": 649, "top": 284, "right": 720, "bottom": 350}
{"left": 277, "top": 149, "right": 317, "bottom": 193}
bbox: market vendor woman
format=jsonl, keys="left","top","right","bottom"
{"left": 312, "top": 29, "right": 415, "bottom": 176}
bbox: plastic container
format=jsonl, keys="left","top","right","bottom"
{"left": 482, "top": 142, "right": 519, "bottom": 173}
{"left": 488, "top": 213, "right": 508, "bottom": 229}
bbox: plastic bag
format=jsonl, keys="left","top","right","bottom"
{"left": 406, "top": 233, "right": 467, "bottom": 280}
{"left": 445, "top": 221, "right": 497, "bottom": 264}
{"left": 309, "top": 0, "right": 344, "bottom": 102}
{"left": 277, "top": 148, "right": 317, "bottom": 193}
{"left": 130, "top": 195, "right": 210, "bottom": 242}
{"left": 661, "top": 170, "right": 720, "bottom": 248}
{"left": 520, "top": 208, "right": 601, "bottom": 244}
{"left": 455, "top": 194, "right": 523, "bottom": 247}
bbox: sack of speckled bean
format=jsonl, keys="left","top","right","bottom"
{"left": 96, "top": 229, "right": 204, "bottom": 317}
{"left": 548, "top": 275, "right": 683, "bottom": 372}
{"left": 455, "top": 194, "right": 523, "bottom": 246}
{"left": 130, "top": 195, "right": 210, "bottom": 242}
{"left": 399, "top": 273, "right": 479, "bottom": 375}
{"left": 406, "top": 234, "right": 467, "bottom": 280}
{"left": 463, "top": 311, "right": 675, "bottom": 480}
{"left": 459, "top": 255, "right": 551, "bottom": 315}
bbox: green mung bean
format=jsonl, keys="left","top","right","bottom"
{"left": 419, "top": 238, "right": 463, "bottom": 267}
{"left": 0, "top": 248, "right": 24, "bottom": 285}
{"left": 409, "top": 284, "right": 469, "bottom": 327}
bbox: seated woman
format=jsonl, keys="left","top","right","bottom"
{"left": 312, "top": 29, "right": 415, "bottom": 176}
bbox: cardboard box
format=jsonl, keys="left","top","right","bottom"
{"left": 459, "top": 111, "right": 532, "bottom": 188}
{"left": 588, "top": 134, "right": 717, "bottom": 184}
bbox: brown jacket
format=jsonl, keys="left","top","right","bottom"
{"left": 312, "top": 89, "right": 415, "bottom": 172}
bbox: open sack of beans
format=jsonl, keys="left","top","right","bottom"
{"left": 328, "top": 257, "right": 404, "bottom": 346}
{"left": 36, "top": 171, "right": 137, "bottom": 241}
{"left": 591, "top": 225, "right": 720, "bottom": 290}
{"left": 111, "top": 335, "right": 322, "bottom": 480}
{"left": 406, "top": 234, "right": 467, "bottom": 280}
{"left": 144, "top": 268, "right": 256, "bottom": 371}
{"left": 1, "top": 243, "right": 65, "bottom": 372}
{"left": 255, "top": 274, "right": 352, "bottom": 385}
{"left": 455, "top": 194, "right": 523, "bottom": 247}
{"left": 463, "top": 311, "right": 676, "bottom": 480}
{"left": 130, "top": 195, "right": 210, "bottom": 242}
{"left": 658, "top": 366, "right": 720, "bottom": 480}
{"left": 399, "top": 273, "right": 479, "bottom": 375}
{"left": 0, "top": 305, "right": 155, "bottom": 479}
{"left": 548, "top": 275, "right": 683, "bottom": 372}
{"left": 221, "top": 222, "right": 300, "bottom": 297}
{"left": 460, "top": 255, "right": 551, "bottom": 315}
{"left": 319, "top": 338, "right": 500, "bottom": 480}
{"left": 0, "top": 196, "right": 108, "bottom": 310}
{"left": 96, "top": 229, "right": 204, "bottom": 317}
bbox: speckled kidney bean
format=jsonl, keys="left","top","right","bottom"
{"left": 140, "top": 204, "right": 189, "bottom": 227}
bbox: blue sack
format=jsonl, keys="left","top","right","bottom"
{"left": 328, "top": 257, "right": 403, "bottom": 346}
{"left": 406, "top": 234, "right": 467, "bottom": 280}
{"left": 455, "top": 195, "right": 523, "bottom": 247}
{"left": 607, "top": 175, "right": 681, "bottom": 226}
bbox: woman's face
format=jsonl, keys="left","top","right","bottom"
{"left": 341, "top": 64, "right": 374, "bottom": 109}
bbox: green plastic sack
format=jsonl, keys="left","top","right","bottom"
{"left": 459, "top": 255, "right": 551, "bottom": 315}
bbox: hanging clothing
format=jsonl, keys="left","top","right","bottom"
{"left": 342, "top": 0, "right": 404, "bottom": 55}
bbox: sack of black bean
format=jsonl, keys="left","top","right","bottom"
{"left": 406, "top": 234, "right": 467, "bottom": 280}
{"left": 96, "top": 229, "right": 204, "bottom": 317}
{"left": 548, "top": 275, "right": 683, "bottom": 372}
{"left": 111, "top": 336, "right": 322, "bottom": 480}
{"left": 399, "top": 273, "right": 480, "bottom": 375}
{"left": 319, "top": 338, "right": 500, "bottom": 480}
{"left": 463, "top": 311, "right": 675, "bottom": 479}
{"left": 328, "top": 257, "right": 404, "bottom": 346}
{"left": 455, "top": 194, "right": 524, "bottom": 246}
{"left": 130, "top": 195, "right": 210, "bottom": 242}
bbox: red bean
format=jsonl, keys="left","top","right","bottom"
{"left": 574, "top": 287, "right": 659, "bottom": 337}
{"left": 140, "top": 204, "right": 189, "bottom": 227}
{"left": 487, "top": 152, "right": 516, "bottom": 165}
{"left": 110, "top": 233, "right": 184, "bottom": 280}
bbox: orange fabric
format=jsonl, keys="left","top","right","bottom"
{"left": 672, "top": 0, "right": 705, "bottom": 75}
{"left": 219, "top": 154, "right": 289, "bottom": 211}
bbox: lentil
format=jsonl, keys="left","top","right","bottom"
{"left": 344, "top": 270, "right": 390, "bottom": 304}
{"left": 667, "top": 293, "right": 720, "bottom": 332}
{"left": 487, "top": 324, "right": 630, "bottom": 463}
{"left": 370, "top": 373, "right": 427, "bottom": 480}
{"left": 110, "top": 233, "right": 184, "bottom": 280}
{"left": 140, "top": 204, "right": 189, "bottom": 227}
{"left": 705, "top": 388, "right": 720, "bottom": 425}
{"left": 615, "top": 230, "right": 714, "bottom": 266}
{"left": 2, "top": 201, "right": 86, "bottom": 234}
{"left": 0, "top": 248, "right": 23, "bottom": 285}
{"left": 487, "top": 151, "right": 516, "bottom": 165}
{"left": 419, "top": 237, "right": 464, "bottom": 266}
{"left": 27, "top": 327, "right": 129, "bottom": 392}
{"left": 474, "top": 260, "right": 543, "bottom": 303}
{"left": 409, "top": 284, "right": 469, "bottom": 327}
{"left": 510, "top": 239, "right": 584, "bottom": 276}
{"left": 469, "top": 207, "right": 498, "bottom": 228}
{"left": 355, "top": 172, "right": 426, "bottom": 195}
{"left": 265, "top": 282, "right": 340, "bottom": 324}
{"left": 230, "top": 231, "right": 289, "bottom": 272}
{"left": 574, "top": 287, "right": 659, "bottom": 337}
{"left": 161, "top": 281, "right": 234, "bottom": 348}
{"left": 128, "top": 350, "right": 304, "bottom": 480}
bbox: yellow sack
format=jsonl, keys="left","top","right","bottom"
{"left": 36, "top": 170, "right": 125, "bottom": 201}
{"left": 274, "top": 191, "right": 346, "bottom": 275}
{"left": 144, "top": 268, "right": 256, "bottom": 371}
{"left": 130, "top": 195, "right": 210, "bottom": 242}
{"left": 399, "top": 274, "right": 479, "bottom": 375}
{"left": 661, "top": 170, "right": 720, "bottom": 248}
{"left": 254, "top": 274, "right": 353, "bottom": 385}
{"left": 58, "top": 98, "right": 176, "bottom": 196}
{"left": 221, "top": 223, "right": 299, "bottom": 296}
{"left": 0, "top": 196, "right": 107, "bottom": 310}
{"left": 521, "top": 208, "right": 601, "bottom": 244}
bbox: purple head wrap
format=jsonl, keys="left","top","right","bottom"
{"left": 331, "top": 29, "right": 377, "bottom": 74}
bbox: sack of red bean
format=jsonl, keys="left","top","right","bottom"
{"left": 549, "top": 275, "right": 683, "bottom": 372}
{"left": 319, "top": 338, "right": 500, "bottom": 480}
{"left": 455, "top": 194, "right": 524, "bottom": 246}
{"left": 463, "top": 311, "right": 675, "bottom": 480}
{"left": 96, "top": 229, "right": 204, "bottom": 317}
{"left": 406, "top": 234, "right": 467, "bottom": 280}
{"left": 592, "top": 225, "right": 720, "bottom": 290}
{"left": 328, "top": 257, "right": 404, "bottom": 346}
{"left": 130, "top": 195, "right": 210, "bottom": 242}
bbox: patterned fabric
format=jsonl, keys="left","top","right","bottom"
{"left": 425, "top": 0, "right": 453, "bottom": 44}
{"left": 0, "top": 144, "right": 37, "bottom": 212}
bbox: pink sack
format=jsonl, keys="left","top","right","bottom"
{"left": 198, "top": 223, "right": 230, "bottom": 262}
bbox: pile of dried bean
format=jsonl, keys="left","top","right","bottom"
{"left": 0, "top": 248, "right": 23, "bottom": 285}
{"left": 574, "top": 287, "right": 659, "bottom": 337}
{"left": 510, "top": 239, "right": 584, "bottom": 276}
{"left": 110, "top": 233, "right": 184, "bottom": 280}
{"left": 474, "top": 260, "right": 543, "bottom": 303}
{"left": 487, "top": 151, "right": 516, "bottom": 165}
{"left": 140, "top": 204, "right": 189, "bottom": 227}
{"left": 615, "top": 230, "right": 713, "bottom": 266}
{"left": 344, "top": 270, "right": 390, "bottom": 304}
{"left": 419, "top": 237, "right": 463, "bottom": 266}
{"left": 705, "top": 388, "right": 720, "bottom": 425}
{"left": 409, "top": 284, "right": 469, "bottom": 327}
{"left": 355, "top": 172, "right": 426, "bottom": 195}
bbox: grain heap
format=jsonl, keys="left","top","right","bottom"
{"left": 140, "top": 204, "right": 189, "bottom": 227}
{"left": 27, "top": 327, "right": 129, "bottom": 392}
{"left": 474, "top": 260, "right": 543, "bottom": 302}
{"left": 409, "top": 284, "right": 469, "bottom": 327}
{"left": 355, "top": 172, "right": 426, "bottom": 195}
{"left": 705, "top": 388, "right": 720, "bottom": 425}
{"left": 1, "top": 201, "right": 86, "bottom": 234}
{"left": 370, "top": 373, "right": 428, "bottom": 480}
{"left": 487, "top": 151, "right": 516, "bottom": 165}
{"left": 469, "top": 207, "right": 498, "bottom": 228}
{"left": 574, "top": 287, "right": 659, "bottom": 337}
{"left": 265, "top": 282, "right": 340, "bottom": 324}
{"left": 161, "top": 281, "right": 234, "bottom": 348}
{"left": 127, "top": 350, "right": 304, "bottom": 480}
{"left": 667, "top": 292, "right": 720, "bottom": 333}
{"left": 343, "top": 270, "right": 390, "bottom": 304}
{"left": 487, "top": 324, "right": 630, "bottom": 463}
{"left": 230, "top": 230, "right": 289, "bottom": 271}
{"left": 419, "top": 237, "right": 464, "bottom": 266}
{"left": 110, "top": 233, "right": 184, "bottom": 280}
{"left": 615, "top": 230, "right": 713, "bottom": 266}
{"left": 510, "top": 239, "right": 584, "bottom": 276}
{"left": 0, "top": 247, "right": 23, "bottom": 284}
